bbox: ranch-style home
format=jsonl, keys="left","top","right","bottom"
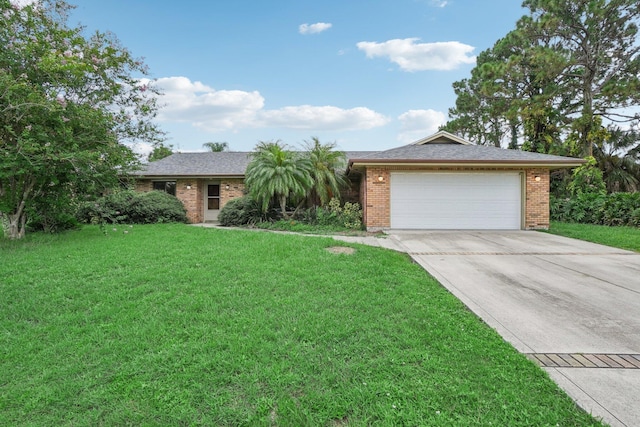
{"left": 131, "top": 131, "right": 584, "bottom": 230}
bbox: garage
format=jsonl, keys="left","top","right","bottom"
{"left": 390, "top": 172, "right": 522, "bottom": 229}
{"left": 346, "top": 130, "right": 585, "bottom": 231}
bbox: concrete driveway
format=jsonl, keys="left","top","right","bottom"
{"left": 387, "top": 231, "right": 640, "bottom": 427}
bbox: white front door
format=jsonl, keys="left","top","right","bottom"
{"left": 204, "top": 182, "right": 221, "bottom": 221}
{"left": 390, "top": 172, "right": 522, "bottom": 229}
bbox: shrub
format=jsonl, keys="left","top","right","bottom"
{"left": 551, "top": 192, "right": 640, "bottom": 227}
{"left": 218, "top": 196, "right": 264, "bottom": 226}
{"left": 77, "top": 190, "right": 187, "bottom": 226}
{"left": 601, "top": 192, "right": 640, "bottom": 227}
{"left": 309, "top": 198, "right": 363, "bottom": 230}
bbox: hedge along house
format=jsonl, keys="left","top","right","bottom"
{"left": 131, "top": 131, "right": 584, "bottom": 229}
{"left": 346, "top": 131, "right": 585, "bottom": 231}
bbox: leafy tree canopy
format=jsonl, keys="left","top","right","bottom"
{"left": 0, "top": 0, "right": 163, "bottom": 239}
{"left": 447, "top": 0, "right": 640, "bottom": 158}
{"left": 148, "top": 143, "right": 173, "bottom": 162}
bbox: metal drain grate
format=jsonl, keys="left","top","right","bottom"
{"left": 527, "top": 353, "right": 640, "bottom": 369}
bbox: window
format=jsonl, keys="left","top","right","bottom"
{"left": 153, "top": 181, "right": 176, "bottom": 196}
{"left": 207, "top": 184, "right": 220, "bottom": 209}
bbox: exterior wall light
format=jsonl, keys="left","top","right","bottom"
{"left": 377, "top": 175, "right": 385, "bottom": 182}
{"left": 186, "top": 184, "right": 192, "bottom": 190}
{"left": 225, "top": 184, "right": 230, "bottom": 190}
{"left": 534, "top": 176, "right": 541, "bottom": 182}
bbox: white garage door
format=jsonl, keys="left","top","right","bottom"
{"left": 390, "top": 172, "right": 522, "bottom": 229}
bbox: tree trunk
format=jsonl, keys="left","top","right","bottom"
{"left": 2, "top": 176, "right": 34, "bottom": 240}
{"left": 6, "top": 211, "right": 26, "bottom": 240}
{"left": 279, "top": 195, "right": 289, "bottom": 220}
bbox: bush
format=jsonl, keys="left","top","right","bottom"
{"left": 301, "top": 198, "right": 363, "bottom": 230}
{"left": 551, "top": 192, "right": 640, "bottom": 227}
{"left": 218, "top": 196, "right": 264, "bottom": 226}
{"left": 77, "top": 190, "right": 187, "bottom": 225}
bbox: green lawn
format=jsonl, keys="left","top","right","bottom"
{"left": 0, "top": 225, "right": 602, "bottom": 426}
{"left": 548, "top": 221, "right": 640, "bottom": 252}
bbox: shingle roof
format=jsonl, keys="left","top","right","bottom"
{"left": 348, "top": 144, "right": 585, "bottom": 168}
{"left": 131, "top": 152, "right": 252, "bottom": 177}
{"left": 131, "top": 151, "right": 379, "bottom": 177}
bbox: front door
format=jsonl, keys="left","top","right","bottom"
{"left": 204, "top": 182, "right": 220, "bottom": 221}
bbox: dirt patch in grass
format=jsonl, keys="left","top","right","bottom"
{"left": 325, "top": 246, "right": 356, "bottom": 255}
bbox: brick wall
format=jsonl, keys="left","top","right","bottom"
{"left": 524, "top": 168, "right": 550, "bottom": 229}
{"left": 360, "top": 166, "right": 551, "bottom": 230}
{"left": 176, "top": 179, "right": 202, "bottom": 223}
{"left": 134, "top": 180, "right": 152, "bottom": 192}
{"left": 363, "top": 168, "right": 390, "bottom": 229}
{"left": 220, "top": 179, "right": 245, "bottom": 208}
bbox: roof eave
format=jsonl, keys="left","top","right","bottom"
{"left": 348, "top": 158, "right": 586, "bottom": 169}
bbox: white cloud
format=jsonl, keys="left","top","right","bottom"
{"left": 259, "top": 105, "right": 390, "bottom": 130}
{"left": 299, "top": 22, "right": 332, "bottom": 35}
{"left": 397, "top": 109, "right": 447, "bottom": 143}
{"left": 127, "top": 141, "right": 154, "bottom": 161}
{"left": 356, "top": 38, "right": 476, "bottom": 71}
{"left": 154, "top": 76, "right": 264, "bottom": 131}
{"left": 153, "top": 76, "right": 389, "bottom": 133}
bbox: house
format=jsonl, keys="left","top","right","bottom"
{"left": 131, "top": 131, "right": 584, "bottom": 230}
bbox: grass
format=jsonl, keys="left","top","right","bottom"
{"left": 251, "top": 219, "right": 374, "bottom": 236}
{"left": 547, "top": 221, "right": 640, "bottom": 252}
{"left": 0, "top": 224, "right": 602, "bottom": 426}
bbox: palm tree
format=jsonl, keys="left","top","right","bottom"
{"left": 303, "top": 137, "right": 348, "bottom": 206}
{"left": 202, "top": 141, "right": 229, "bottom": 152}
{"left": 245, "top": 141, "right": 312, "bottom": 218}
{"left": 594, "top": 127, "right": 640, "bottom": 192}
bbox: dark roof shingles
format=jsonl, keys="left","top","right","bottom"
{"left": 349, "top": 144, "right": 583, "bottom": 163}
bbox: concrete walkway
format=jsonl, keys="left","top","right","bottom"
{"left": 336, "top": 230, "right": 640, "bottom": 427}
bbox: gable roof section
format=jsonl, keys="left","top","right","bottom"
{"left": 411, "top": 130, "right": 471, "bottom": 146}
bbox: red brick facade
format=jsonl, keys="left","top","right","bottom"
{"left": 135, "top": 167, "right": 551, "bottom": 229}
{"left": 135, "top": 178, "right": 245, "bottom": 223}
{"left": 360, "top": 167, "right": 552, "bottom": 230}
{"left": 524, "top": 168, "right": 550, "bottom": 229}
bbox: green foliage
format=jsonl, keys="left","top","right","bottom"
{"left": 303, "top": 137, "right": 348, "bottom": 206}
{"left": 26, "top": 188, "right": 80, "bottom": 233}
{"left": 245, "top": 141, "right": 313, "bottom": 218}
{"left": 202, "top": 141, "right": 229, "bottom": 152}
{"left": 77, "top": 190, "right": 187, "bottom": 226}
{"left": 148, "top": 143, "right": 173, "bottom": 162}
{"left": 218, "top": 196, "right": 266, "bottom": 226}
{"left": 567, "top": 157, "right": 607, "bottom": 196}
{"left": 301, "top": 198, "right": 363, "bottom": 230}
{"left": 551, "top": 192, "right": 640, "bottom": 227}
{"left": 594, "top": 126, "right": 640, "bottom": 193}
{"left": 0, "top": 0, "right": 163, "bottom": 239}
{"left": 446, "top": 0, "right": 640, "bottom": 164}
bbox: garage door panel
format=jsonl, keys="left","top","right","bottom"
{"left": 390, "top": 172, "right": 522, "bottom": 229}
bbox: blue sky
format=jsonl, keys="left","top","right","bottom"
{"left": 68, "top": 0, "right": 528, "bottom": 154}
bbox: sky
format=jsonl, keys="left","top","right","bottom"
{"left": 66, "top": 0, "right": 529, "bottom": 155}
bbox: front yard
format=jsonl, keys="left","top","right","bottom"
{"left": 0, "top": 225, "right": 602, "bottom": 426}
{"left": 547, "top": 221, "right": 640, "bottom": 252}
